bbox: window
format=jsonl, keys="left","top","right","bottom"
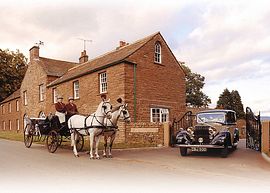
{"left": 16, "top": 100, "right": 19, "bottom": 111}
{"left": 99, "top": 72, "right": 107, "bottom": 94}
{"left": 9, "top": 120, "right": 12, "bottom": 130}
{"left": 8, "top": 103, "right": 11, "bottom": 113}
{"left": 2, "top": 121, "right": 5, "bottom": 130}
{"left": 23, "top": 91, "right": 27, "bottom": 105}
{"left": 154, "top": 42, "right": 162, "bottom": 64}
{"left": 73, "top": 81, "right": 80, "bottom": 99}
{"left": 17, "top": 119, "right": 20, "bottom": 131}
{"left": 1, "top": 105, "right": 4, "bottom": 114}
{"left": 53, "top": 88, "right": 57, "bottom": 103}
{"left": 39, "top": 84, "right": 45, "bottom": 101}
{"left": 150, "top": 108, "right": 169, "bottom": 123}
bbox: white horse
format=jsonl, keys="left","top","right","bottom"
{"left": 102, "top": 103, "right": 131, "bottom": 158}
{"left": 68, "top": 99, "right": 112, "bottom": 159}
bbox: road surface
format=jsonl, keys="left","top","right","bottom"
{"left": 0, "top": 139, "right": 270, "bottom": 193}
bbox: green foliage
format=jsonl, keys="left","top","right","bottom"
{"left": 181, "top": 64, "right": 211, "bottom": 108}
{"left": 216, "top": 88, "right": 245, "bottom": 118}
{"left": 0, "top": 49, "right": 27, "bottom": 102}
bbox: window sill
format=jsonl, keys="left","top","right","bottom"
{"left": 154, "top": 62, "right": 165, "bottom": 66}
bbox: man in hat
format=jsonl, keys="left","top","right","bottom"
{"left": 55, "top": 95, "right": 66, "bottom": 126}
{"left": 66, "top": 96, "right": 78, "bottom": 121}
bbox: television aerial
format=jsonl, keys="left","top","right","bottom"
{"left": 78, "top": 38, "right": 92, "bottom": 50}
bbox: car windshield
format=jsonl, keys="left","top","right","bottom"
{"left": 197, "top": 112, "right": 226, "bottom": 124}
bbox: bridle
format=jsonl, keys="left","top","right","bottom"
{"left": 121, "top": 106, "right": 130, "bottom": 121}
{"left": 102, "top": 101, "right": 112, "bottom": 116}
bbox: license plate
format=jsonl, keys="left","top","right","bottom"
{"left": 191, "top": 147, "right": 207, "bottom": 152}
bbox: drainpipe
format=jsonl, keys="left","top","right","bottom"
{"left": 133, "top": 64, "right": 137, "bottom": 123}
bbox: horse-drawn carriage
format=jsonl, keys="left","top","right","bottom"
{"left": 23, "top": 99, "right": 130, "bottom": 159}
{"left": 23, "top": 114, "right": 84, "bottom": 153}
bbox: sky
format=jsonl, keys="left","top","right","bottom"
{"left": 1, "top": 0, "right": 270, "bottom": 116}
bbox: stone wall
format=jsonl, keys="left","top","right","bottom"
{"left": 125, "top": 122, "right": 164, "bottom": 146}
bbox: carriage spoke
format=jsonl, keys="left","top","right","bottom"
{"left": 46, "top": 130, "right": 59, "bottom": 153}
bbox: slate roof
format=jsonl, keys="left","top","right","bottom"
{"left": 0, "top": 89, "right": 20, "bottom": 104}
{"left": 39, "top": 57, "right": 77, "bottom": 77}
{"left": 48, "top": 32, "right": 160, "bottom": 87}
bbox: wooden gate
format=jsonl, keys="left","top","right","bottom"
{"left": 246, "top": 107, "right": 261, "bottom": 151}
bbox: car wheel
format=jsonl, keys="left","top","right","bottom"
{"left": 180, "top": 147, "right": 187, "bottom": 156}
{"left": 221, "top": 145, "right": 228, "bottom": 158}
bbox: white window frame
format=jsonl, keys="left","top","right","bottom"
{"left": 154, "top": 42, "right": 162, "bottom": 64}
{"left": 53, "top": 88, "right": 57, "bottom": 104}
{"left": 73, "top": 81, "right": 80, "bottom": 99}
{"left": 9, "top": 120, "right": 12, "bottom": 130}
{"left": 150, "top": 107, "right": 169, "bottom": 123}
{"left": 99, "top": 72, "right": 108, "bottom": 94}
{"left": 39, "top": 84, "right": 45, "bottom": 102}
{"left": 3, "top": 121, "right": 5, "bottom": 130}
{"left": 23, "top": 91, "right": 27, "bottom": 105}
{"left": 16, "top": 100, "right": 19, "bottom": 112}
{"left": 8, "top": 102, "right": 11, "bottom": 113}
{"left": 17, "top": 119, "right": 20, "bottom": 131}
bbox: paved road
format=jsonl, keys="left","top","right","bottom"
{"left": 1, "top": 139, "right": 270, "bottom": 193}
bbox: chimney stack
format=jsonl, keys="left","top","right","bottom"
{"left": 79, "top": 50, "right": 89, "bottom": 63}
{"left": 29, "top": 46, "right": 39, "bottom": 61}
{"left": 116, "top": 41, "right": 129, "bottom": 50}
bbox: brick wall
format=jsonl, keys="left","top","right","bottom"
{"left": 237, "top": 119, "right": 246, "bottom": 139}
{"left": 20, "top": 58, "right": 48, "bottom": 119}
{"left": 46, "top": 63, "right": 126, "bottom": 115}
{"left": 127, "top": 33, "right": 186, "bottom": 123}
{"left": 0, "top": 98, "right": 21, "bottom": 131}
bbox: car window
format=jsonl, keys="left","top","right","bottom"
{"left": 226, "top": 112, "right": 236, "bottom": 124}
{"left": 197, "top": 112, "right": 225, "bottom": 124}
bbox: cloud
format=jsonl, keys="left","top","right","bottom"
{"left": 178, "top": 1, "right": 270, "bottom": 80}
{"left": 1, "top": 0, "right": 270, "bottom": 115}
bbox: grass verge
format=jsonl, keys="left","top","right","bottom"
{"left": 0, "top": 131, "right": 158, "bottom": 151}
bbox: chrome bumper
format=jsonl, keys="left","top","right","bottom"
{"left": 175, "top": 144, "right": 224, "bottom": 149}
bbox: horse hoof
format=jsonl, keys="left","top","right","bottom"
{"left": 96, "top": 157, "right": 100, "bottom": 160}
{"left": 108, "top": 155, "right": 113, "bottom": 158}
{"left": 74, "top": 154, "right": 79, "bottom": 158}
{"left": 90, "top": 157, "right": 94, "bottom": 159}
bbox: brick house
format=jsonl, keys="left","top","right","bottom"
{"left": 0, "top": 90, "right": 21, "bottom": 131}
{"left": 0, "top": 32, "right": 186, "bottom": 145}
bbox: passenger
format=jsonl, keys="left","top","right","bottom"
{"left": 55, "top": 95, "right": 66, "bottom": 127}
{"left": 66, "top": 96, "right": 78, "bottom": 121}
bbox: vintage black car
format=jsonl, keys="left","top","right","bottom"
{"left": 175, "top": 109, "right": 239, "bottom": 157}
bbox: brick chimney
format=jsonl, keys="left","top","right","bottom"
{"left": 79, "top": 50, "right": 88, "bottom": 63}
{"left": 29, "top": 46, "right": 39, "bottom": 61}
{"left": 116, "top": 41, "right": 129, "bottom": 50}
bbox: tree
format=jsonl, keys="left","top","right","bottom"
{"left": 0, "top": 49, "right": 27, "bottom": 102}
{"left": 181, "top": 64, "right": 211, "bottom": 108}
{"left": 216, "top": 88, "right": 245, "bottom": 118}
{"left": 216, "top": 88, "right": 232, "bottom": 109}
{"left": 231, "top": 90, "right": 245, "bottom": 118}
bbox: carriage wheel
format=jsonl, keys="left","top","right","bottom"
{"left": 46, "top": 130, "right": 59, "bottom": 153}
{"left": 24, "top": 124, "right": 33, "bottom": 148}
{"left": 76, "top": 134, "right": 84, "bottom": 152}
